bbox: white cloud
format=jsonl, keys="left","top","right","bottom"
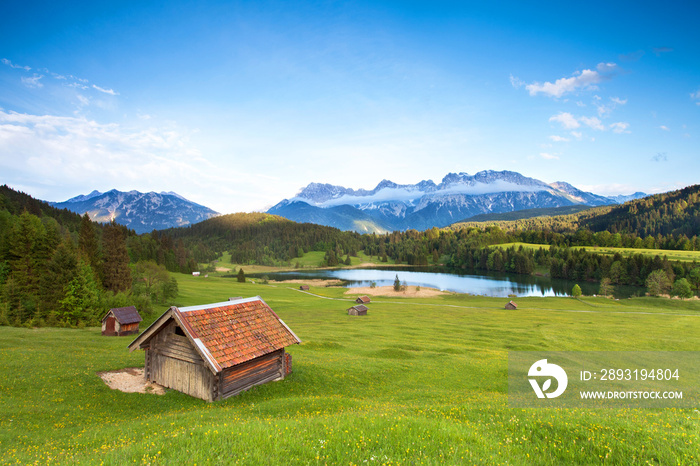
{"left": 2, "top": 58, "right": 31, "bottom": 71}
{"left": 540, "top": 152, "right": 560, "bottom": 160}
{"left": 692, "top": 89, "right": 700, "bottom": 105}
{"left": 570, "top": 131, "right": 583, "bottom": 139}
{"left": 579, "top": 116, "right": 605, "bottom": 131}
{"left": 659, "top": 125, "right": 670, "bottom": 131}
{"left": 551, "top": 113, "right": 609, "bottom": 132}
{"left": 549, "top": 135, "right": 570, "bottom": 142}
{"left": 92, "top": 84, "right": 119, "bottom": 96}
{"left": 0, "top": 110, "right": 214, "bottom": 195}
{"left": 610, "top": 122, "right": 631, "bottom": 133}
{"left": 652, "top": 47, "right": 673, "bottom": 56}
{"left": 549, "top": 112, "right": 580, "bottom": 129}
{"left": 595, "top": 96, "right": 627, "bottom": 117}
{"left": 524, "top": 63, "right": 617, "bottom": 98}
{"left": 21, "top": 75, "right": 44, "bottom": 88}
{"left": 509, "top": 74, "right": 525, "bottom": 89}
{"left": 76, "top": 94, "right": 90, "bottom": 107}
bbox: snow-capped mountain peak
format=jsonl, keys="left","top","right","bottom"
{"left": 269, "top": 170, "right": 646, "bottom": 232}
{"left": 51, "top": 190, "right": 219, "bottom": 233}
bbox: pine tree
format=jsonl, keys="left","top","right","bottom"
{"left": 102, "top": 221, "right": 132, "bottom": 293}
{"left": 237, "top": 268, "right": 246, "bottom": 283}
{"left": 39, "top": 235, "right": 79, "bottom": 318}
{"left": 7, "top": 212, "right": 46, "bottom": 321}
{"left": 58, "top": 262, "right": 100, "bottom": 326}
{"left": 78, "top": 213, "right": 101, "bottom": 276}
{"left": 393, "top": 274, "right": 401, "bottom": 292}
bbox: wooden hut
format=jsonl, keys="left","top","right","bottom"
{"left": 102, "top": 306, "right": 142, "bottom": 336}
{"left": 347, "top": 304, "right": 368, "bottom": 316}
{"left": 355, "top": 295, "right": 371, "bottom": 304}
{"left": 299, "top": 285, "right": 310, "bottom": 291}
{"left": 505, "top": 300, "right": 518, "bottom": 310}
{"left": 128, "top": 297, "right": 301, "bottom": 402}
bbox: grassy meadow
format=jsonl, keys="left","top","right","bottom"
{"left": 1, "top": 274, "right": 699, "bottom": 465}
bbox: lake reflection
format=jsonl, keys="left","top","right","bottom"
{"left": 261, "top": 267, "right": 628, "bottom": 298}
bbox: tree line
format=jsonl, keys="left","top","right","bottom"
{"left": 0, "top": 187, "right": 181, "bottom": 327}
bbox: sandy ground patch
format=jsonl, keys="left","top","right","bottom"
{"left": 98, "top": 367, "right": 166, "bottom": 395}
{"left": 345, "top": 285, "right": 448, "bottom": 298}
{"left": 215, "top": 266, "right": 232, "bottom": 272}
{"left": 270, "top": 279, "right": 344, "bottom": 287}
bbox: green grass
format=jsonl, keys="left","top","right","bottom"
{"left": 1, "top": 274, "right": 699, "bottom": 464}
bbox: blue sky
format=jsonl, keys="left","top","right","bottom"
{"left": 1, "top": 0, "right": 698, "bottom": 214}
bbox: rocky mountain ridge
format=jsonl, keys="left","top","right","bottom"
{"left": 268, "top": 170, "right": 647, "bottom": 233}
{"left": 51, "top": 190, "right": 219, "bottom": 234}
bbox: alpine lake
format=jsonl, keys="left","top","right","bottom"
{"left": 253, "top": 266, "right": 641, "bottom": 299}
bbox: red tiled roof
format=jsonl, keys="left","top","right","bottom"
{"left": 175, "top": 298, "right": 301, "bottom": 370}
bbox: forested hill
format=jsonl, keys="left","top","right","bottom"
{"left": 578, "top": 185, "right": 700, "bottom": 237}
{"left": 163, "top": 212, "right": 363, "bottom": 266}
{"left": 0, "top": 185, "right": 85, "bottom": 232}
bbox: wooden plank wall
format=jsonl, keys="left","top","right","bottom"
{"left": 148, "top": 320, "right": 215, "bottom": 401}
{"left": 219, "top": 349, "right": 284, "bottom": 400}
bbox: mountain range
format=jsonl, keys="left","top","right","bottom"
{"left": 51, "top": 190, "right": 219, "bottom": 234}
{"left": 268, "top": 170, "right": 647, "bottom": 233}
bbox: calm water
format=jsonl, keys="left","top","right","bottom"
{"left": 258, "top": 267, "right": 641, "bottom": 298}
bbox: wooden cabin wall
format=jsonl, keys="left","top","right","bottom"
{"left": 219, "top": 349, "right": 285, "bottom": 400}
{"left": 147, "top": 320, "right": 216, "bottom": 401}
{"left": 118, "top": 322, "right": 139, "bottom": 336}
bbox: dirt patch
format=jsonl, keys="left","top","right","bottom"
{"left": 271, "top": 279, "right": 344, "bottom": 287}
{"left": 215, "top": 266, "right": 232, "bottom": 272}
{"left": 98, "top": 367, "right": 166, "bottom": 395}
{"left": 345, "top": 285, "right": 448, "bottom": 298}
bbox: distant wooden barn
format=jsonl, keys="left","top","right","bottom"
{"left": 102, "top": 306, "right": 142, "bottom": 336}
{"left": 355, "top": 295, "right": 371, "bottom": 304}
{"left": 128, "top": 297, "right": 301, "bottom": 401}
{"left": 347, "top": 304, "right": 368, "bottom": 316}
{"left": 299, "top": 285, "right": 310, "bottom": 291}
{"left": 505, "top": 300, "right": 518, "bottom": 310}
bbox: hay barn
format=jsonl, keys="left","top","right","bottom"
{"left": 505, "top": 300, "right": 518, "bottom": 310}
{"left": 347, "top": 304, "right": 368, "bottom": 316}
{"left": 128, "top": 297, "right": 301, "bottom": 401}
{"left": 102, "top": 306, "right": 142, "bottom": 336}
{"left": 355, "top": 296, "right": 371, "bottom": 304}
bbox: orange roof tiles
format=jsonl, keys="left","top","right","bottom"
{"left": 175, "top": 297, "right": 301, "bottom": 370}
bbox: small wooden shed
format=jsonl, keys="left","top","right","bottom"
{"left": 347, "top": 304, "right": 368, "bottom": 316}
{"left": 102, "top": 306, "right": 142, "bottom": 336}
{"left": 299, "top": 285, "right": 310, "bottom": 291}
{"left": 505, "top": 300, "right": 518, "bottom": 310}
{"left": 355, "top": 295, "right": 371, "bottom": 304}
{"left": 128, "top": 297, "right": 301, "bottom": 402}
